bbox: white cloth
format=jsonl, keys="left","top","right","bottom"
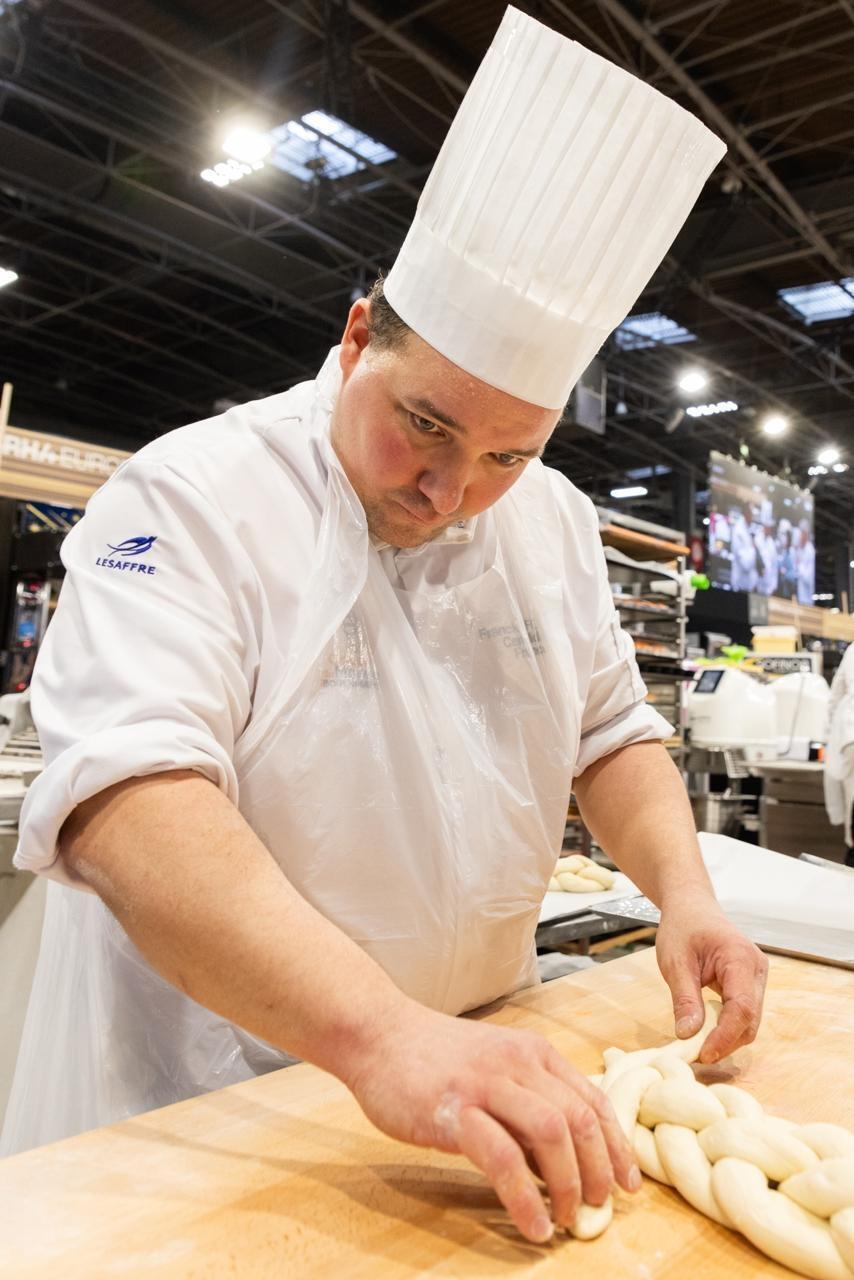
{"left": 2, "top": 349, "right": 671, "bottom": 1155}
{"left": 824, "top": 643, "right": 854, "bottom": 844}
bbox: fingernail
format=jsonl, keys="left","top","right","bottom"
{"left": 676, "top": 1016, "right": 697, "bottom": 1037}
{"left": 628, "top": 1166, "right": 642, "bottom": 1192}
{"left": 531, "top": 1215, "right": 554, "bottom": 1243}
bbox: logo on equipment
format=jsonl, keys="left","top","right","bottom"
{"left": 95, "top": 535, "right": 158, "bottom": 575}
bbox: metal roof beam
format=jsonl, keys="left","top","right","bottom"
{"left": 0, "top": 120, "right": 355, "bottom": 336}
{"left": 344, "top": 1, "right": 468, "bottom": 96}
{"left": 645, "top": 1, "right": 735, "bottom": 36}
{"left": 677, "top": 5, "right": 842, "bottom": 71}
{"left": 0, "top": 225, "right": 311, "bottom": 372}
{"left": 694, "top": 28, "right": 854, "bottom": 87}
{"left": 592, "top": 0, "right": 854, "bottom": 280}
{"left": 57, "top": 0, "right": 425, "bottom": 202}
{"left": 0, "top": 73, "right": 398, "bottom": 271}
{"left": 742, "top": 87, "right": 854, "bottom": 138}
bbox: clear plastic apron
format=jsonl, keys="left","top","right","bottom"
{"left": 1, "top": 438, "right": 582, "bottom": 1155}
{"left": 234, "top": 453, "right": 580, "bottom": 1013}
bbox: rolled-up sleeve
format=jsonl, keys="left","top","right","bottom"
{"left": 15, "top": 457, "right": 260, "bottom": 884}
{"left": 573, "top": 530, "right": 674, "bottom": 777}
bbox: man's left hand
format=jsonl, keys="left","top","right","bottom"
{"left": 655, "top": 891, "right": 768, "bottom": 1063}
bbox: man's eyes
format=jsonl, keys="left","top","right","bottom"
{"left": 408, "top": 413, "right": 523, "bottom": 467}
{"left": 410, "top": 413, "right": 442, "bottom": 435}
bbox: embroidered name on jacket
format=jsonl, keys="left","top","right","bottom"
{"left": 478, "top": 617, "right": 545, "bottom": 657}
{"left": 321, "top": 610, "right": 379, "bottom": 688}
{"left": 95, "top": 535, "right": 158, "bottom": 575}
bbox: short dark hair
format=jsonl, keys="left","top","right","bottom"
{"left": 365, "top": 276, "right": 412, "bottom": 351}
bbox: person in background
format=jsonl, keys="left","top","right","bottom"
{"left": 777, "top": 519, "right": 797, "bottom": 600}
{"left": 795, "top": 519, "right": 816, "bottom": 606}
{"left": 730, "top": 502, "right": 758, "bottom": 592}
{"left": 824, "top": 642, "right": 854, "bottom": 868}
{"left": 755, "top": 504, "right": 779, "bottom": 597}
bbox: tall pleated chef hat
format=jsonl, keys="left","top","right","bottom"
{"left": 383, "top": 6, "right": 726, "bottom": 411}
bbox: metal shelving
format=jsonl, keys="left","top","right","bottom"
{"left": 599, "top": 513, "right": 689, "bottom": 774}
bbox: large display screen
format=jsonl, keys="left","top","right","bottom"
{"left": 707, "top": 452, "right": 815, "bottom": 603}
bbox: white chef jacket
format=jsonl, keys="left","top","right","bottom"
{"left": 5, "top": 347, "right": 671, "bottom": 1154}
{"left": 755, "top": 530, "right": 779, "bottom": 597}
{"left": 730, "top": 515, "right": 757, "bottom": 593}
{"left": 796, "top": 538, "right": 816, "bottom": 606}
{"left": 824, "top": 642, "right": 854, "bottom": 845}
{"left": 17, "top": 347, "right": 669, "bottom": 883}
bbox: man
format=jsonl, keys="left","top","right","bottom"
{"left": 824, "top": 641, "right": 854, "bottom": 868}
{"left": 3, "top": 6, "right": 766, "bottom": 1246}
{"left": 796, "top": 518, "right": 817, "bottom": 606}
{"left": 729, "top": 502, "right": 758, "bottom": 593}
{"left": 755, "top": 504, "right": 779, "bottom": 597}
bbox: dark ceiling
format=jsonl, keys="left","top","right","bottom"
{"left": 1, "top": 0, "right": 853, "bottom": 589}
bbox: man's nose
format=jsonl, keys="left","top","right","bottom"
{"left": 416, "top": 458, "right": 471, "bottom": 515}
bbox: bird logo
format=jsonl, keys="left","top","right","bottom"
{"left": 107, "top": 535, "right": 158, "bottom": 557}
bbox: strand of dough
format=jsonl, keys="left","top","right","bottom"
{"left": 549, "top": 854, "right": 615, "bottom": 894}
{"left": 568, "top": 1000, "right": 854, "bottom": 1280}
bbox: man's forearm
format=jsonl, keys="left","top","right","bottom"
{"left": 572, "top": 741, "right": 714, "bottom": 910}
{"left": 60, "top": 770, "right": 414, "bottom": 1086}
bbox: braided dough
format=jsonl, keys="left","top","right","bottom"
{"left": 570, "top": 1001, "right": 854, "bottom": 1280}
{"left": 548, "top": 854, "right": 615, "bottom": 894}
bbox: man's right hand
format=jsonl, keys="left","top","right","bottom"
{"left": 344, "top": 1003, "right": 641, "bottom": 1243}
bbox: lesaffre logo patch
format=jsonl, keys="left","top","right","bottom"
{"left": 95, "top": 535, "right": 158, "bottom": 575}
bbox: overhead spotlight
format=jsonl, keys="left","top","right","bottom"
{"left": 678, "top": 369, "right": 707, "bottom": 393}
{"left": 833, "top": 462, "right": 849, "bottom": 473}
{"left": 222, "top": 123, "right": 272, "bottom": 165}
{"left": 610, "top": 485, "right": 648, "bottom": 499}
{"left": 761, "top": 414, "right": 788, "bottom": 437}
{"left": 686, "top": 400, "right": 738, "bottom": 418}
{"left": 817, "top": 445, "right": 840, "bottom": 466}
{"left": 615, "top": 399, "right": 628, "bottom": 416}
{"left": 0, "top": 267, "right": 18, "bottom": 289}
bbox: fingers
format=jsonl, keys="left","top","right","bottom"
{"left": 658, "top": 944, "right": 705, "bottom": 1040}
{"left": 485, "top": 1077, "right": 591, "bottom": 1229}
{"left": 457, "top": 1105, "right": 554, "bottom": 1244}
{"left": 544, "top": 1051, "right": 641, "bottom": 1196}
{"left": 698, "top": 949, "right": 768, "bottom": 1063}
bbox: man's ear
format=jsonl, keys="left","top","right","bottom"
{"left": 339, "top": 298, "right": 371, "bottom": 378}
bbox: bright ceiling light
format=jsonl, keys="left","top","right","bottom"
{"left": 222, "top": 124, "right": 272, "bottom": 165}
{"left": 610, "top": 485, "right": 648, "bottom": 499}
{"left": 686, "top": 400, "right": 738, "bottom": 418}
{"left": 817, "top": 446, "right": 840, "bottom": 466}
{"left": 761, "top": 414, "right": 788, "bottom": 437}
{"left": 833, "top": 462, "right": 849, "bottom": 473}
{"left": 678, "top": 369, "right": 707, "bottom": 393}
{"left": 0, "top": 267, "right": 18, "bottom": 289}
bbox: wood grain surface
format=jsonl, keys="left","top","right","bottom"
{"left": 2, "top": 947, "right": 852, "bottom": 1279}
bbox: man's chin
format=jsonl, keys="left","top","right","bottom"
{"left": 366, "top": 503, "right": 448, "bottom": 548}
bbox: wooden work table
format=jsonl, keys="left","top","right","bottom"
{"left": 2, "top": 947, "right": 852, "bottom": 1278}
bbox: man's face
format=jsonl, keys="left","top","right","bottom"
{"left": 330, "top": 300, "right": 559, "bottom": 548}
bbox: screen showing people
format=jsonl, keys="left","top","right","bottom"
{"left": 706, "top": 452, "right": 815, "bottom": 603}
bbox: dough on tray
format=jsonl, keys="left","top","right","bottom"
{"left": 548, "top": 853, "right": 615, "bottom": 893}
